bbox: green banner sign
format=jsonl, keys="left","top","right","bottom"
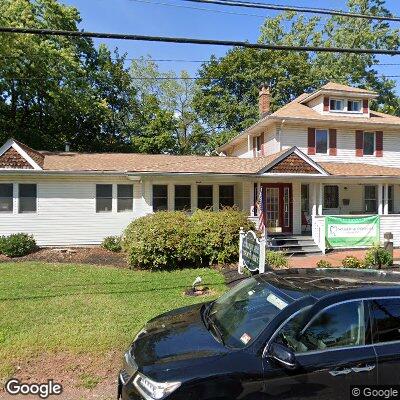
{"left": 325, "top": 215, "right": 380, "bottom": 249}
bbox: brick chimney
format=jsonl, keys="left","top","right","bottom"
{"left": 259, "top": 84, "right": 271, "bottom": 117}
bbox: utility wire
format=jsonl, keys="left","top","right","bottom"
{"left": 129, "top": 0, "right": 267, "bottom": 18}
{"left": 1, "top": 27, "right": 400, "bottom": 55}
{"left": 182, "top": 0, "right": 400, "bottom": 22}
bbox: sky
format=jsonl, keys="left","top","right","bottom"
{"left": 61, "top": 0, "right": 400, "bottom": 89}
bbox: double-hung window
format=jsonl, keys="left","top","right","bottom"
{"left": 0, "top": 184, "right": 13, "bottom": 213}
{"left": 198, "top": 185, "right": 213, "bottom": 210}
{"left": 153, "top": 185, "right": 168, "bottom": 211}
{"left": 96, "top": 184, "right": 112, "bottom": 213}
{"left": 364, "top": 185, "right": 377, "bottom": 213}
{"left": 363, "top": 132, "right": 375, "bottom": 156}
{"left": 348, "top": 100, "right": 362, "bottom": 112}
{"left": 330, "top": 98, "right": 344, "bottom": 111}
{"left": 175, "top": 185, "right": 191, "bottom": 211}
{"left": 315, "top": 129, "right": 328, "bottom": 154}
{"left": 323, "top": 185, "right": 339, "bottom": 209}
{"left": 219, "top": 185, "right": 234, "bottom": 209}
{"left": 117, "top": 185, "right": 133, "bottom": 212}
{"left": 19, "top": 184, "right": 37, "bottom": 213}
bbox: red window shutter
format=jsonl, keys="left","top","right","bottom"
{"left": 308, "top": 128, "right": 316, "bottom": 155}
{"left": 329, "top": 129, "right": 337, "bottom": 156}
{"left": 376, "top": 131, "right": 383, "bottom": 157}
{"left": 323, "top": 97, "right": 330, "bottom": 112}
{"left": 363, "top": 99, "right": 369, "bottom": 114}
{"left": 356, "top": 130, "right": 364, "bottom": 157}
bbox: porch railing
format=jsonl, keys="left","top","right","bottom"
{"left": 312, "top": 215, "right": 326, "bottom": 254}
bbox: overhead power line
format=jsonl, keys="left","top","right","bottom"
{"left": 182, "top": 0, "right": 400, "bottom": 22}
{"left": 1, "top": 27, "right": 400, "bottom": 55}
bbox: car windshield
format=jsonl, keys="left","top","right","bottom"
{"left": 207, "top": 278, "right": 290, "bottom": 349}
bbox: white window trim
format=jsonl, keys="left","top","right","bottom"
{"left": 95, "top": 183, "right": 114, "bottom": 214}
{"left": 329, "top": 97, "right": 363, "bottom": 114}
{"left": 315, "top": 128, "right": 329, "bottom": 154}
{"left": 17, "top": 183, "right": 38, "bottom": 214}
{"left": 117, "top": 184, "right": 134, "bottom": 213}
{"left": 347, "top": 99, "right": 363, "bottom": 114}
{"left": 363, "top": 131, "right": 376, "bottom": 156}
{"left": 329, "top": 97, "right": 345, "bottom": 112}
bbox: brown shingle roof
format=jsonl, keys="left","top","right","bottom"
{"left": 320, "top": 162, "right": 400, "bottom": 176}
{"left": 321, "top": 82, "right": 377, "bottom": 95}
{"left": 14, "top": 139, "right": 45, "bottom": 168}
{"left": 41, "top": 149, "right": 288, "bottom": 174}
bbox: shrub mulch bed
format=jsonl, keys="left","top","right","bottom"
{"left": 0, "top": 247, "right": 128, "bottom": 268}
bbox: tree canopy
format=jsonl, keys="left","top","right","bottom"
{"left": 0, "top": 0, "right": 399, "bottom": 154}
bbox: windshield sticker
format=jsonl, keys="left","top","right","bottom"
{"left": 240, "top": 333, "right": 252, "bottom": 345}
{"left": 267, "top": 293, "right": 288, "bottom": 310}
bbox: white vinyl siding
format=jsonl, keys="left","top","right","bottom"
{"left": 280, "top": 124, "right": 400, "bottom": 167}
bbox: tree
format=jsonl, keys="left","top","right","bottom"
{"left": 0, "top": 0, "right": 136, "bottom": 152}
{"left": 130, "top": 57, "right": 209, "bottom": 154}
{"left": 194, "top": 0, "right": 400, "bottom": 147}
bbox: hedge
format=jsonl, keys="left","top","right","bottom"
{"left": 123, "top": 208, "right": 254, "bottom": 270}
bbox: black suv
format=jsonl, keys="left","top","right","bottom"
{"left": 118, "top": 268, "right": 400, "bottom": 400}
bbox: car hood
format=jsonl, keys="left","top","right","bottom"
{"left": 131, "top": 303, "right": 229, "bottom": 368}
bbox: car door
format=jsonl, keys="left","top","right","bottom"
{"left": 262, "top": 300, "right": 377, "bottom": 400}
{"left": 369, "top": 297, "right": 400, "bottom": 384}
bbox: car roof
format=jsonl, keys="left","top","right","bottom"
{"left": 256, "top": 268, "right": 400, "bottom": 301}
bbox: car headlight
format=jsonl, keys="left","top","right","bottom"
{"left": 133, "top": 372, "right": 181, "bottom": 400}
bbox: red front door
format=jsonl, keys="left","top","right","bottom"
{"left": 262, "top": 183, "right": 293, "bottom": 234}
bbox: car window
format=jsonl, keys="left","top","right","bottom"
{"left": 371, "top": 298, "right": 400, "bottom": 344}
{"left": 275, "top": 301, "right": 366, "bottom": 353}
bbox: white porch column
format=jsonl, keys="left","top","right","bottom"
{"left": 378, "top": 184, "right": 383, "bottom": 215}
{"left": 317, "top": 183, "right": 323, "bottom": 216}
{"left": 292, "top": 182, "right": 302, "bottom": 235}
{"left": 249, "top": 182, "right": 254, "bottom": 216}
{"left": 384, "top": 184, "right": 389, "bottom": 215}
{"left": 310, "top": 183, "right": 317, "bottom": 217}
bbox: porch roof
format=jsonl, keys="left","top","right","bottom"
{"left": 320, "top": 162, "right": 400, "bottom": 177}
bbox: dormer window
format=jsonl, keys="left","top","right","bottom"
{"left": 253, "top": 135, "right": 262, "bottom": 156}
{"left": 348, "top": 100, "right": 362, "bottom": 112}
{"left": 330, "top": 98, "right": 344, "bottom": 111}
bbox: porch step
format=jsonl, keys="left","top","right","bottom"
{"left": 268, "top": 235, "right": 321, "bottom": 256}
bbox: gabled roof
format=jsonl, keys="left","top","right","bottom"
{"left": 0, "top": 139, "right": 44, "bottom": 170}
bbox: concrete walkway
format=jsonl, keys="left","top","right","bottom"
{"left": 289, "top": 249, "right": 400, "bottom": 268}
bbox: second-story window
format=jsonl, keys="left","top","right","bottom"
{"left": 253, "top": 136, "right": 261, "bottom": 156}
{"left": 330, "top": 98, "right": 344, "bottom": 111}
{"left": 348, "top": 100, "right": 362, "bottom": 112}
{"left": 315, "top": 129, "right": 328, "bottom": 154}
{"left": 363, "top": 132, "right": 375, "bottom": 155}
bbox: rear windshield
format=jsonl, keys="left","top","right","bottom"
{"left": 209, "top": 278, "right": 290, "bottom": 348}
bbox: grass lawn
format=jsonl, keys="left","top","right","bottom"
{"left": 0, "top": 262, "right": 226, "bottom": 381}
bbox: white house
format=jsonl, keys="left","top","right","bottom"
{"left": 2, "top": 82, "right": 400, "bottom": 252}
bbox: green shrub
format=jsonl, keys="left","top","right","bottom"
{"left": 123, "top": 208, "right": 254, "bottom": 270}
{"left": 190, "top": 207, "right": 254, "bottom": 265}
{"left": 123, "top": 211, "right": 198, "bottom": 270}
{"left": 364, "top": 244, "right": 393, "bottom": 268}
{"left": 102, "top": 236, "right": 122, "bottom": 253}
{"left": 266, "top": 251, "right": 288, "bottom": 269}
{"left": 0, "top": 233, "right": 37, "bottom": 257}
{"left": 341, "top": 256, "right": 364, "bottom": 269}
{"left": 316, "top": 259, "right": 332, "bottom": 268}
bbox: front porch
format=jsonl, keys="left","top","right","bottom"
{"left": 245, "top": 180, "right": 400, "bottom": 252}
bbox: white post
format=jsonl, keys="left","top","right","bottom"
{"left": 249, "top": 182, "right": 254, "bottom": 216}
{"left": 311, "top": 183, "right": 317, "bottom": 217}
{"left": 378, "top": 184, "right": 383, "bottom": 215}
{"left": 247, "top": 134, "right": 252, "bottom": 155}
{"left": 238, "top": 227, "right": 245, "bottom": 274}
{"left": 259, "top": 235, "right": 266, "bottom": 274}
{"left": 318, "top": 183, "right": 323, "bottom": 216}
{"left": 384, "top": 184, "right": 389, "bottom": 215}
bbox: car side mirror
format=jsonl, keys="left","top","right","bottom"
{"left": 267, "top": 342, "right": 297, "bottom": 370}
